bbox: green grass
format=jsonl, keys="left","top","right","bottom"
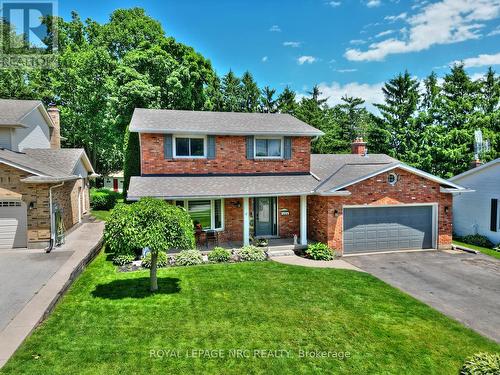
{"left": 90, "top": 209, "right": 112, "bottom": 222}
{"left": 1, "top": 253, "right": 498, "bottom": 375}
{"left": 454, "top": 240, "right": 500, "bottom": 260}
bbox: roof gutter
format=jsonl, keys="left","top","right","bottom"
{"left": 47, "top": 181, "right": 64, "bottom": 253}
{"left": 127, "top": 190, "right": 316, "bottom": 201}
{"left": 129, "top": 129, "right": 324, "bottom": 137}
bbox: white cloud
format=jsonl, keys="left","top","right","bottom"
{"left": 283, "top": 41, "right": 302, "bottom": 48}
{"left": 334, "top": 68, "right": 358, "bottom": 73}
{"left": 310, "top": 81, "right": 385, "bottom": 112}
{"left": 269, "top": 25, "right": 281, "bottom": 32}
{"left": 366, "top": 0, "right": 382, "bottom": 7}
{"left": 261, "top": 56, "right": 268, "bottom": 62}
{"left": 297, "top": 55, "right": 317, "bottom": 65}
{"left": 384, "top": 12, "right": 407, "bottom": 22}
{"left": 375, "top": 29, "right": 395, "bottom": 38}
{"left": 349, "top": 39, "right": 366, "bottom": 45}
{"left": 345, "top": 0, "right": 500, "bottom": 62}
{"left": 451, "top": 52, "right": 500, "bottom": 67}
{"left": 328, "top": 1, "right": 342, "bottom": 7}
{"left": 488, "top": 25, "right": 500, "bottom": 36}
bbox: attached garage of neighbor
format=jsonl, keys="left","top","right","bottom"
{"left": 0, "top": 200, "right": 27, "bottom": 249}
{"left": 343, "top": 205, "right": 436, "bottom": 254}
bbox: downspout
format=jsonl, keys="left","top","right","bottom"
{"left": 46, "top": 181, "right": 65, "bottom": 253}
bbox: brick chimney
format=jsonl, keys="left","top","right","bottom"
{"left": 470, "top": 158, "right": 483, "bottom": 169}
{"left": 351, "top": 137, "right": 367, "bottom": 156}
{"left": 47, "top": 104, "right": 60, "bottom": 149}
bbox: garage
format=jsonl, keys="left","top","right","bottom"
{"left": 343, "top": 205, "right": 435, "bottom": 254}
{"left": 0, "top": 200, "right": 27, "bottom": 249}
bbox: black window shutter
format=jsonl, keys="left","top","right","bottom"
{"left": 164, "top": 134, "right": 173, "bottom": 159}
{"left": 207, "top": 135, "right": 216, "bottom": 159}
{"left": 491, "top": 199, "right": 498, "bottom": 232}
{"left": 246, "top": 136, "right": 254, "bottom": 160}
{"left": 284, "top": 137, "right": 292, "bottom": 160}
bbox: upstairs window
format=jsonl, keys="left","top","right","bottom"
{"left": 174, "top": 136, "right": 205, "bottom": 158}
{"left": 254, "top": 137, "right": 283, "bottom": 158}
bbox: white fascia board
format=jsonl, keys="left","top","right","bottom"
{"left": 127, "top": 191, "right": 316, "bottom": 201}
{"left": 130, "top": 129, "right": 324, "bottom": 137}
{"left": 440, "top": 188, "right": 475, "bottom": 193}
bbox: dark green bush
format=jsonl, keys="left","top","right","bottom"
{"left": 306, "top": 242, "right": 334, "bottom": 260}
{"left": 104, "top": 203, "right": 137, "bottom": 255}
{"left": 175, "top": 250, "right": 203, "bottom": 266}
{"left": 90, "top": 188, "right": 121, "bottom": 210}
{"left": 460, "top": 234, "right": 494, "bottom": 249}
{"left": 237, "top": 246, "right": 267, "bottom": 262}
{"left": 141, "top": 251, "right": 168, "bottom": 268}
{"left": 460, "top": 352, "right": 500, "bottom": 375}
{"left": 112, "top": 254, "right": 135, "bottom": 266}
{"left": 208, "top": 247, "right": 231, "bottom": 263}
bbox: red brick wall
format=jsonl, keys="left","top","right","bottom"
{"left": 140, "top": 134, "right": 311, "bottom": 175}
{"left": 308, "top": 168, "right": 453, "bottom": 253}
{"left": 278, "top": 196, "right": 300, "bottom": 238}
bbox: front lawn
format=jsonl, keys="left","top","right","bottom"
{"left": 454, "top": 240, "right": 500, "bottom": 260}
{"left": 90, "top": 209, "right": 112, "bottom": 222}
{"left": 2, "top": 253, "right": 498, "bottom": 374}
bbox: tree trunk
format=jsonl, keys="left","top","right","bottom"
{"left": 150, "top": 252, "right": 158, "bottom": 292}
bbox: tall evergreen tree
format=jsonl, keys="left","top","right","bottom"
{"left": 260, "top": 86, "right": 277, "bottom": 113}
{"left": 221, "top": 70, "right": 242, "bottom": 112}
{"left": 277, "top": 86, "right": 297, "bottom": 114}
{"left": 241, "top": 71, "right": 260, "bottom": 112}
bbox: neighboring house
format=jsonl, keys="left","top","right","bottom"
{"left": 0, "top": 99, "right": 97, "bottom": 249}
{"left": 127, "top": 109, "right": 467, "bottom": 255}
{"left": 450, "top": 158, "right": 500, "bottom": 245}
{"left": 103, "top": 171, "right": 124, "bottom": 192}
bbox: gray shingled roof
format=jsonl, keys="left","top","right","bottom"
{"left": 129, "top": 108, "right": 324, "bottom": 136}
{"left": 310, "top": 154, "right": 397, "bottom": 180}
{"left": 0, "top": 99, "right": 42, "bottom": 126}
{"left": 0, "top": 147, "right": 94, "bottom": 183}
{"left": 127, "top": 174, "right": 319, "bottom": 200}
{"left": 24, "top": 148, "right": 85, "bottom": 175}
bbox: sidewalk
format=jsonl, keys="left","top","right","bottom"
{"left": 272, "top": 254, "right": 363, "bottom": 271}
{"left": 0, "top": 220, "right": 104, "bottom": 369}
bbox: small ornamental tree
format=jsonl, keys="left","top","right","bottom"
{"left": 105, "top": 198, "right": 195, "bottom": 291}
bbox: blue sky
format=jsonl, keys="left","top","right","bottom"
{"left": 58, "top": 0, "right": 500, "bottom": 107}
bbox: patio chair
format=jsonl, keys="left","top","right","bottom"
{"left": 205, "top": 230, "right": 219, "bottom": 248}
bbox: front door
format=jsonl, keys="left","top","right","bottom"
{"left": 254, "top": 197, "right": 277, "bottom": 237}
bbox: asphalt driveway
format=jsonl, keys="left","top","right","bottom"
{"left": 346, "top": 250, "right": 500, "bottom": 343}
{"left": 0, "top": 249, "right": 74, "bottom": 331}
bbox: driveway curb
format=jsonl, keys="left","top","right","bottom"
{"left": 0, "top": 221, "right": 104, "bottom": 369}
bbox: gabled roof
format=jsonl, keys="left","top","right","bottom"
{"left": 129, "top": 108, "right": 324, "bottom": 136}
{"left": 0, "top": 147, "right": 96, "bottom": 183}
{"left": 0, "top": 99, "right": 54, "bottom": 128}
{"left": 310, "top": 153, "right": 466, "bottom": 194}
{"left": 449, "top": 158, "right": 500, "bottom": 182}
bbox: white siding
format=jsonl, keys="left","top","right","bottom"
{"left": 13, "top": 108, "right": 51, "bottom": 151}
{"left": 0, "top": 128, "right": 11, "bottom": 149}
{"left": 452, "top": 163, "right": 500, "bottom": 244}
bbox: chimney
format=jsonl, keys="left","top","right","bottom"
{"left": 470, "top": 158, "right": 483, "bottom": 169}
{"left": 47, "top": 104, "right": 60, "bottom": 149}
{"left": 351, "top": 137, "right": 367, "bottom": 156}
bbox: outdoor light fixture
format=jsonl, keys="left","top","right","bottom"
{"left": 232, "top": 201, "right": 241, "bottom": 208}
{"left": 29, "top": 201, "right": 36, "bottom": 210}
{"left": 334, "top": 209, "right": 339, "bottom": 217}
{"left": 444, "top": 206, "right": 449, "bottom": 214}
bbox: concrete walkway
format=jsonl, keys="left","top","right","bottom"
{"left": 272, "top": 254, "right": 363, "bottom": 271}
{"left": 0, "top": 220, "right": 104, "bottom": 369}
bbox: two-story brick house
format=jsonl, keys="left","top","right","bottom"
{"left": 128, "top": 109, "right": 467, "bottom": 255}
{"left": 0, "top": 99, "right": 97, "bottom": 249}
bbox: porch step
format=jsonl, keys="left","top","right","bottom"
{"left": 267, "top": 248, "right": 296, "bottom": 257}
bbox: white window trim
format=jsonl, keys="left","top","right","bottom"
{"left": 173, "top": 135, "right": 207, "bottom": 159}
{"left": 254, "top": 136, "right": 284, "bottom": 159}
{"left": 177, "top": 198, "right": 224, "bottom": 231}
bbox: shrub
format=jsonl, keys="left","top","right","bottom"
{"left": 306, "top": 242, "right": 334, "bottom": 260}
{"left": 208, "top": 247, "right": 231, "bottom": 263}
{"left": 141, "top": 251, "right": 168, "bottom": 268}
{"left": 104, "top": 203, "right": 137, "bottom": 255}
{"left": 460, "top": 234, "right": 494, "bottom": 249}
{"left": 460, "top": 352, "right": 500, "bottom": 375}
{"left": 175, "top": 250, "right": 203, "bottom": 266}
{"left": 90, "top": 188, "right": 121, "bottom": 210}
{"left": 112, "top": 254, "right": 135, "bottom": 266}
{"left": 237, "top": 245, "right": 267, "bottom": 262}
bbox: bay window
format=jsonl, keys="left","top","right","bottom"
{"left": 175, "top": 199, "right": 224, "bottom": 230}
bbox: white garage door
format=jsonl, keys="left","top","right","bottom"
{"left": 0, "top": 201, "right": 27, "bottom": 249}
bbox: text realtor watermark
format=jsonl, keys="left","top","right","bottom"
{"left": 0, "top": 0, "right": 58, "bottom": 69}
{"left": 149, "top": 348, "right": 351, "bottom": 360}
